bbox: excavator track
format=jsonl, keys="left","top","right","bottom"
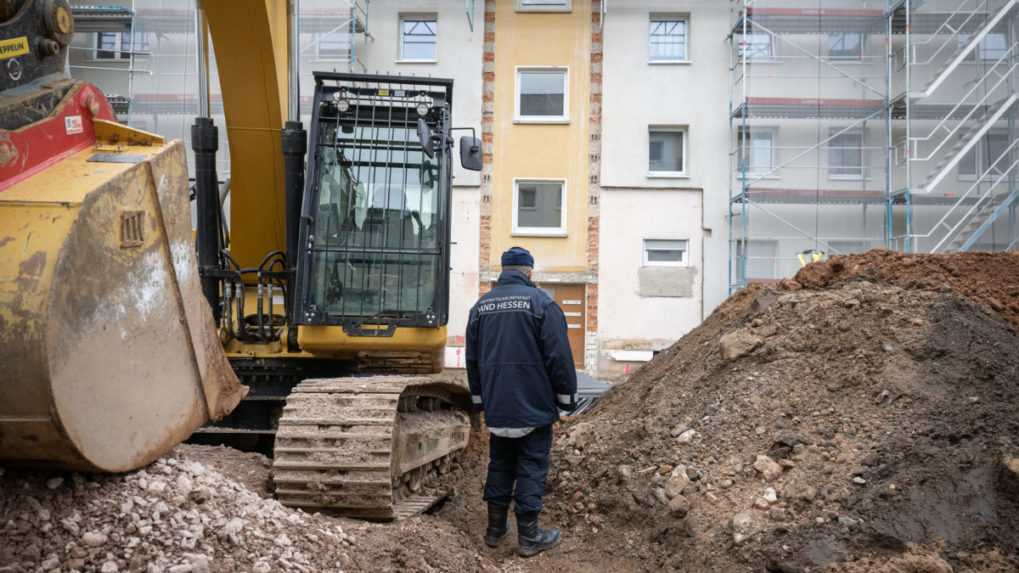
{"left": 272, "top": 376, "right": 471, "bottom": 520}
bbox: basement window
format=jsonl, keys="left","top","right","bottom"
{"left": 516, "top": 68, "right": 568, "bottom": 122}
{"left": 514, "top": 179, "right": 566, "bottom": 236}
{"left": 399, "top": 15, "right": 438, "bottom": 62}
{"left": 643, "top": 239, "right": 688, "bottom": 267}
{"left": 517, "top": 0, "right": 571, "bottom": 12}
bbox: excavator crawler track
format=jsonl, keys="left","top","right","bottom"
{"left": 272, "top": 376, "right": 471, "bottom": 520}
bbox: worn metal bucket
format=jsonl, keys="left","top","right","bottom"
{"left": 0, "top": 134, "right": 246, "bottom": 472}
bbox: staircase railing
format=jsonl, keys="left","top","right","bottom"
{"left": 918, "top": 138, "right": 1019, "bottom": 251}
{"left": 907, "top": 42, "right": 1018, "bottom": 160}
{"left": 912, "top": 0, "right": 1017, "bottom": 98}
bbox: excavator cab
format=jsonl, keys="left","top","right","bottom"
{"left": 295, "top": 73, "right": 455, "bottom": 334}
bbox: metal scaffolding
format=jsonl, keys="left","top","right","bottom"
{"left": 728, "top": 0, "right": 1019, "bottom": 291}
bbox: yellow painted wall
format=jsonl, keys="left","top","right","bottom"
{"left": 489, "top": 0, "right": 591, "bottom": 272}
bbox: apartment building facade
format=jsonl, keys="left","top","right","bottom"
{"left": 729, "top": 0, "right": 1019, "bottom": 286}
{"left": 67, "top": 0, "right": 1016, "bottom": 376}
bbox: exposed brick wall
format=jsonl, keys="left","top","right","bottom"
{"left": 585, "top": 0, "right": 603, "bottom": 372}
{"left": 478, "top": 0, "right": 496, "bottom": 291}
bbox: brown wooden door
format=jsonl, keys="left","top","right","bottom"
{"left": 539, "top": 284, "right": 585, "bottom": 369}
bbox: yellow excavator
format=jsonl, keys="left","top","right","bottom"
{"left": 0, "top": 0, "right": 482, "bottom": 520}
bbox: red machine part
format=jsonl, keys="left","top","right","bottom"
{"left": 0, "top": 81, "right": 116, "bottom": 191}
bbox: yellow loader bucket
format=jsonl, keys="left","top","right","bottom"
{"left": 0, "top": 136, "right": 246, "bottom": 472}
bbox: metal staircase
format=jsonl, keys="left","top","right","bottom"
{"left": 896, "top": 0, "right": 1019, "bottom": 252}
{"left": 921, "top": 94, "right": 1017, "bottom": 193}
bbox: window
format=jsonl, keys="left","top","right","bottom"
{"left": 738, "top": 128, "right": 775, "bottom": 177}
{"left": 399, "top": 15, "right": 438, "bottom": 61}
{"left": 959, "top": 131, "right": 1011, "bottom": 178}
{"left": 316, "top": 32, "right": 347, "bottom": 60}
{"left": 828, "top": 129, "right": 864, "bottom": 179}
{"left": 649, "top": 127, "right": 686, "bottom": 175}
{"left": 516, "top": 68, "right": 568, "bottom": 122}
{"left": 962, "top": 25, "right": 1008, "bottom": 62}
{"left": 649, "top": 15, "right": 688, "bottom": 62}
{"left": 827, "top": 240, "right": 871, "bottom": 255}
{"left": 736, "top": 239, "right": 778, "bottom": 282}
{"left": 514, "top": 179, "right": 566, "bottom": 236}
{"left": 94, "top": 31, "right": 149, "bottom": 60}
{"left": 740, "top": 33, "right": 774, "bottom": 61}
{"left": 517, "top": 0, "right": 571, "bottom": 12}
{"left": 643, "top": 239, "right": 688, "bottom": 266}
{"left": 828, "top": 32, "right": 863, "bottom": 60}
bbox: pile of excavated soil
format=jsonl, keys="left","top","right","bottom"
{"left": 0, "top": 444, "right": 495, "bottom": 573}
{"left": 442, "top": 251, "right": 1019, "bottom": 572}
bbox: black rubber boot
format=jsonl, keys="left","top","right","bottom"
{"left": 516, "top": 512, "right": 561, "bottom": 557}
{"left": 484, "top": 503, "right": 509, "bottom": 548}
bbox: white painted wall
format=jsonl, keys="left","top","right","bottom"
{"left": 599, "top": 189, "right": 703, "bottom": 342}
{"left": 601, "top": 1, "right": 731, "bottom": 318}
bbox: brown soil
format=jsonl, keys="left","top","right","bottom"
{"left": 5, "top": 250, "right": 1019, "bottom": 572}
{"left": 792, "top": 250, "right": 1019, "bottom": 332}
{"left": 439, "top": 251, "right": 1019, "bottom": 572}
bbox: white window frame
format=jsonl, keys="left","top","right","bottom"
{"left": 516, "top": 0, "right": 571, "bottom": 13}
{"left": 642, "top": 239, "right": 689, "bottom": 267}
{"left": 648, "top": 126, "right": 688, "bottom": 178}
{"left": 315, "top": 31, "right": 348, "bottom": 61}
{"left": 961, "top": 26, "right": 1008, "bottom": 62}
{"left": 512, "top": 178, "right": 567, "bottom": 237}
{"left": 737, "top": 127, "right": 778, "bottom": 179}
{"left": 827, "top": 32, "right": 864, "bottom": 61}
{"left": 740, "top": 32, "right": 777, "bottom": 63}
{"left": 958, "top": 129, "right": 1010, "bottom": 180}
{"left": 827, "top": 127, "right": 865, "bottom": 181}
{"left": 648, "top": 14, "right": 690, "bottom": 64}
{"left": 397, "top": 13, "right": 438, "bottom": 63}
{"left": 93, "top": 31, "right": 147, "bottom": 61}
{"left": 515, "top": 66, "right": 569, "bottom": 124}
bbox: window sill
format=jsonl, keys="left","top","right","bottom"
{"left": 514, "top": 117, "right": 570, "bottom": 125}
{"left": 642, "top": 263, "right": 690, "bottom": 268}
{"left": 739, "top": 174, "right": 782, "bottom": 180}
{"left": 395, "top": 59, "right": 438, "bottom": 65}
{"left": 512, "top": 229, "right": 568, "bottom": 238}
{"left": 828, "top": 174, "right": 868, "bottom": 181}
{"left": 648, "top": 172, "right": 689, "bottom": 179}
{"left": 739, "top": 59, "right": 782, "bottom": 65}
{"left": 649, "top": 60, "right": 691, "bottom": 65}
{"left": 516, "top": 8, "right": 572, "bottom": 13}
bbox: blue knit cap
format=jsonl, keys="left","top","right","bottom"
{"left": 501, "top": 246, "right": 534, "bottom": 268}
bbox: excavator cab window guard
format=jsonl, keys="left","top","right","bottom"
{"left": 293, "top": 73, "right": 455, "bottom": 333}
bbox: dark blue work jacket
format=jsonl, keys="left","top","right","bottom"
{"left": 465, "top": 270, "right": 578, "bottom": 428}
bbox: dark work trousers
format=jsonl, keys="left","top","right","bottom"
{"left": 483, "top": 425, "right": 554, "bottom": 515}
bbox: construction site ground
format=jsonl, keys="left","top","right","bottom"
{"left": 3, "top": 250, "right": 1019, "bottom": 572}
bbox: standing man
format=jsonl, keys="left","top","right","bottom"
{"left": 465, "top": 246, "right": 578, "bottom": 558}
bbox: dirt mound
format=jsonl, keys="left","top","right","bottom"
{"left": 0, "top": 446, "right": 495, "bottom": 573}
{"left": 538, "top": 254, "right": 1019, "bottom": 571}
{"left": 792, "top": 250, "right": 1019, "bottom": 332}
